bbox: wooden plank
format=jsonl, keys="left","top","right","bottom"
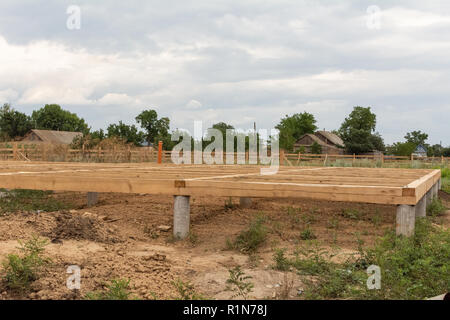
{"left": 0, "top": 161, "right": 436, "bottom": 206}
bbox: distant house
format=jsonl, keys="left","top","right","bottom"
{"left": 412, "top": 144, "right": 427, "bottom": 158}
{"left": 21, "top": 129, "right": 82, "bottom": 145}
{"left": 294, "top": 131, "right": 344, "bottom": 154}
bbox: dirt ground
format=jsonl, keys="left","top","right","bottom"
{"left": 0, "top": 191, "right": 448, "bottom": 300}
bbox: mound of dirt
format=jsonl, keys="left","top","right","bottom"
{"left": 43, "top": 211, "right": 121, "bottom": 244}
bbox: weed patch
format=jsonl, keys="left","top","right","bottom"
{"left": 1, "top": 236, "right": 51, "bottom": 290}
{"left": 85, "top": 279, "right": 134, "bottom": 300}
{"left": 427, "top": 197, "right": 446, "bottom": 216}
{"left": 226, "top": 266, "right": 254, "bottom": 300}
{"left": 0, "top": 189, "right": 74, "bottom": 215}
{"left": 227, "top": 214, "right": 267, "bottom": 253}
{"left": 172, "top": 279, "right": 205, "bottom": 300}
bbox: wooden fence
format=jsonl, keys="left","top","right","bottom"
{"left": 1, "top": 142, "right": 449, "bottom": 166}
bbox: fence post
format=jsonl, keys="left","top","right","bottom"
{"left": 279, "top": 149, "right": 285, "bottom": 166}
{"left": 157, "top": 141, "right": 163, "bottom": 164}
{"left": 12, "top": 142, "right": 17, "bottom": 160}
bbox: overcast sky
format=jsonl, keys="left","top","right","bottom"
{"left": 0, "top": 0, "right": 449, "bottom": 145}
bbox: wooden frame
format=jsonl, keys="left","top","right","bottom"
{"left": 0, "top": 161, "right": 441, "bottom": 205}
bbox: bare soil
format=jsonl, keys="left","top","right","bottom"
{"left": 0, "top": 191, "right": 448, "bottom": 300}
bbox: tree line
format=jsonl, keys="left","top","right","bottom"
{"left": 0, "top": 103, "right": 449, "bottom": 156}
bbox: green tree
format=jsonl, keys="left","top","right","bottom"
{"left": 107, "top": 121, "right": 144, "bottom": 146}
{"left": 386, "top": 142, "right": 416, "bottom": 156}
{"left": 275, "top": 112, "right": 317, "bottom": 151}
{"left": 31, "top": 104, "right": 89, "bottom": 134}
{"left": 311, "top": 141, "right": 322, "bottom": 154}
{"left": 338, "top": 106, "right": 384, "bottom": 154}
{"left": 0, "top": 103, "right": 32, "bottom": 141}
{"left": 203, "top": 122, "right": 234, "bottom": 151}
{"left": 442, "top": 147, "right": 450, "bottom": 157}
{"left": 90, "top": 129, "right": 106, "bottom": 141}
{"left": 404, "top": 130, "right": 428, "bottom": 147}
{"left": 427, "top": 144, "right": 443, "bottom": 157}
{"left": 135, "top": 109, "right": 170, "bottom": 146}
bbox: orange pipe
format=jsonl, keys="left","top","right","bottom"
{"left": 157, "top": 141, "right": 163, "bottom": 164}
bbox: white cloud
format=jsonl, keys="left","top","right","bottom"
{"left": 185, "top": 99, "right": 203, "bottom": 109}
{"left": 0, "top": 1, "right": 449, "bottom": 145}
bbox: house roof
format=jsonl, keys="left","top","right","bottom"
{"left": 414, "top": 145, "right": 427, "bottom": 153}
{"left": 295, "top": 133, "right": 334, "bottom": 147}
{"left": 23, "top": 129, "right": 82, "bottom": 144}
{"left": 316, "top": 131, "right": 344, "bottom": 147}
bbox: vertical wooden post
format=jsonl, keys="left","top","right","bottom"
{"left": 157, "top": 141, "right": 163, "bottom": 164}
{"left": 381, "top": 154, "right": 384, "bottom": 166}
{"left": 279, "top": 149, "right": 285, "bottom": 166}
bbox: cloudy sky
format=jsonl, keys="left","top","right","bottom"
{"left": 0, "top": 0, "right": 449, "bottom": 145}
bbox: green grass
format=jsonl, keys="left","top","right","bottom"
{"left": 271, "top": 218, "right": 450, "bottom": 300}
{"left": 340, "top": 208, "right": 362, "bottom": 220}
{"left": 427, "top": 197, "right": 446, "bottom": 216}
{"left": 299, "top": 228, "right": 317, "bottom": 240}
{"left": 85, "top": 279, "right": 135, "bottom": 300}
{"left": 442, "top": 178, "right": 450, "bottom": 193}
{"left": 1, "top": 236, "right": 51, "bottom": 290}
{"left": 0, "top": 189, "right": 74, "bottom": 215}
{"left": 227, "top": 214, "right": 268, "bottom": 253}
{"left": 172, "top": 279, "right": 205, "bottom": 300}
{"left": 440, "top": 168, "right": 450, "bottom": 193}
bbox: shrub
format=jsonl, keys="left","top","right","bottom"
{"left": 172, "top": 279, "right": 204, "bottom": 300}
{"left": 229, "top": 214, "right": 267, "bottom": 253}
{"left": 226, "top": 266, "right": 254, "bottom": 300}
{"left": 427, "top": 197, "right": 446, "bottom": 216}
{"left": 1, "top": 236, "right": 50, "bottom": 290}
{"left": 273, "top": 248, "right": 290, "bottom": 271}
{"left": 85, "top": 279, "right": 134, "bottom": 300}
{"left": 299, "top": 228, "right": 317, "bottom": 240}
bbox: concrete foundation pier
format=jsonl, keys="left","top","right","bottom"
{"left": 415, "top": 196, "right": 426, "bottom": 218}
{"left": 173, "top": 195, "right": 190, "bottom": 239}
{"left": 239, "top": 197, "right": 252, "bottom": 208}
{"left": 432, "top": 182, "right": 439, "bottom": 198}
{"left": 396, "top": 204, "right": 416, "bottom": 237}
{"left": 87, "top": 192, "right": 99, "bottom": 207}
{"left": 426, "top": 189, "right": 432, "bottom": 205}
